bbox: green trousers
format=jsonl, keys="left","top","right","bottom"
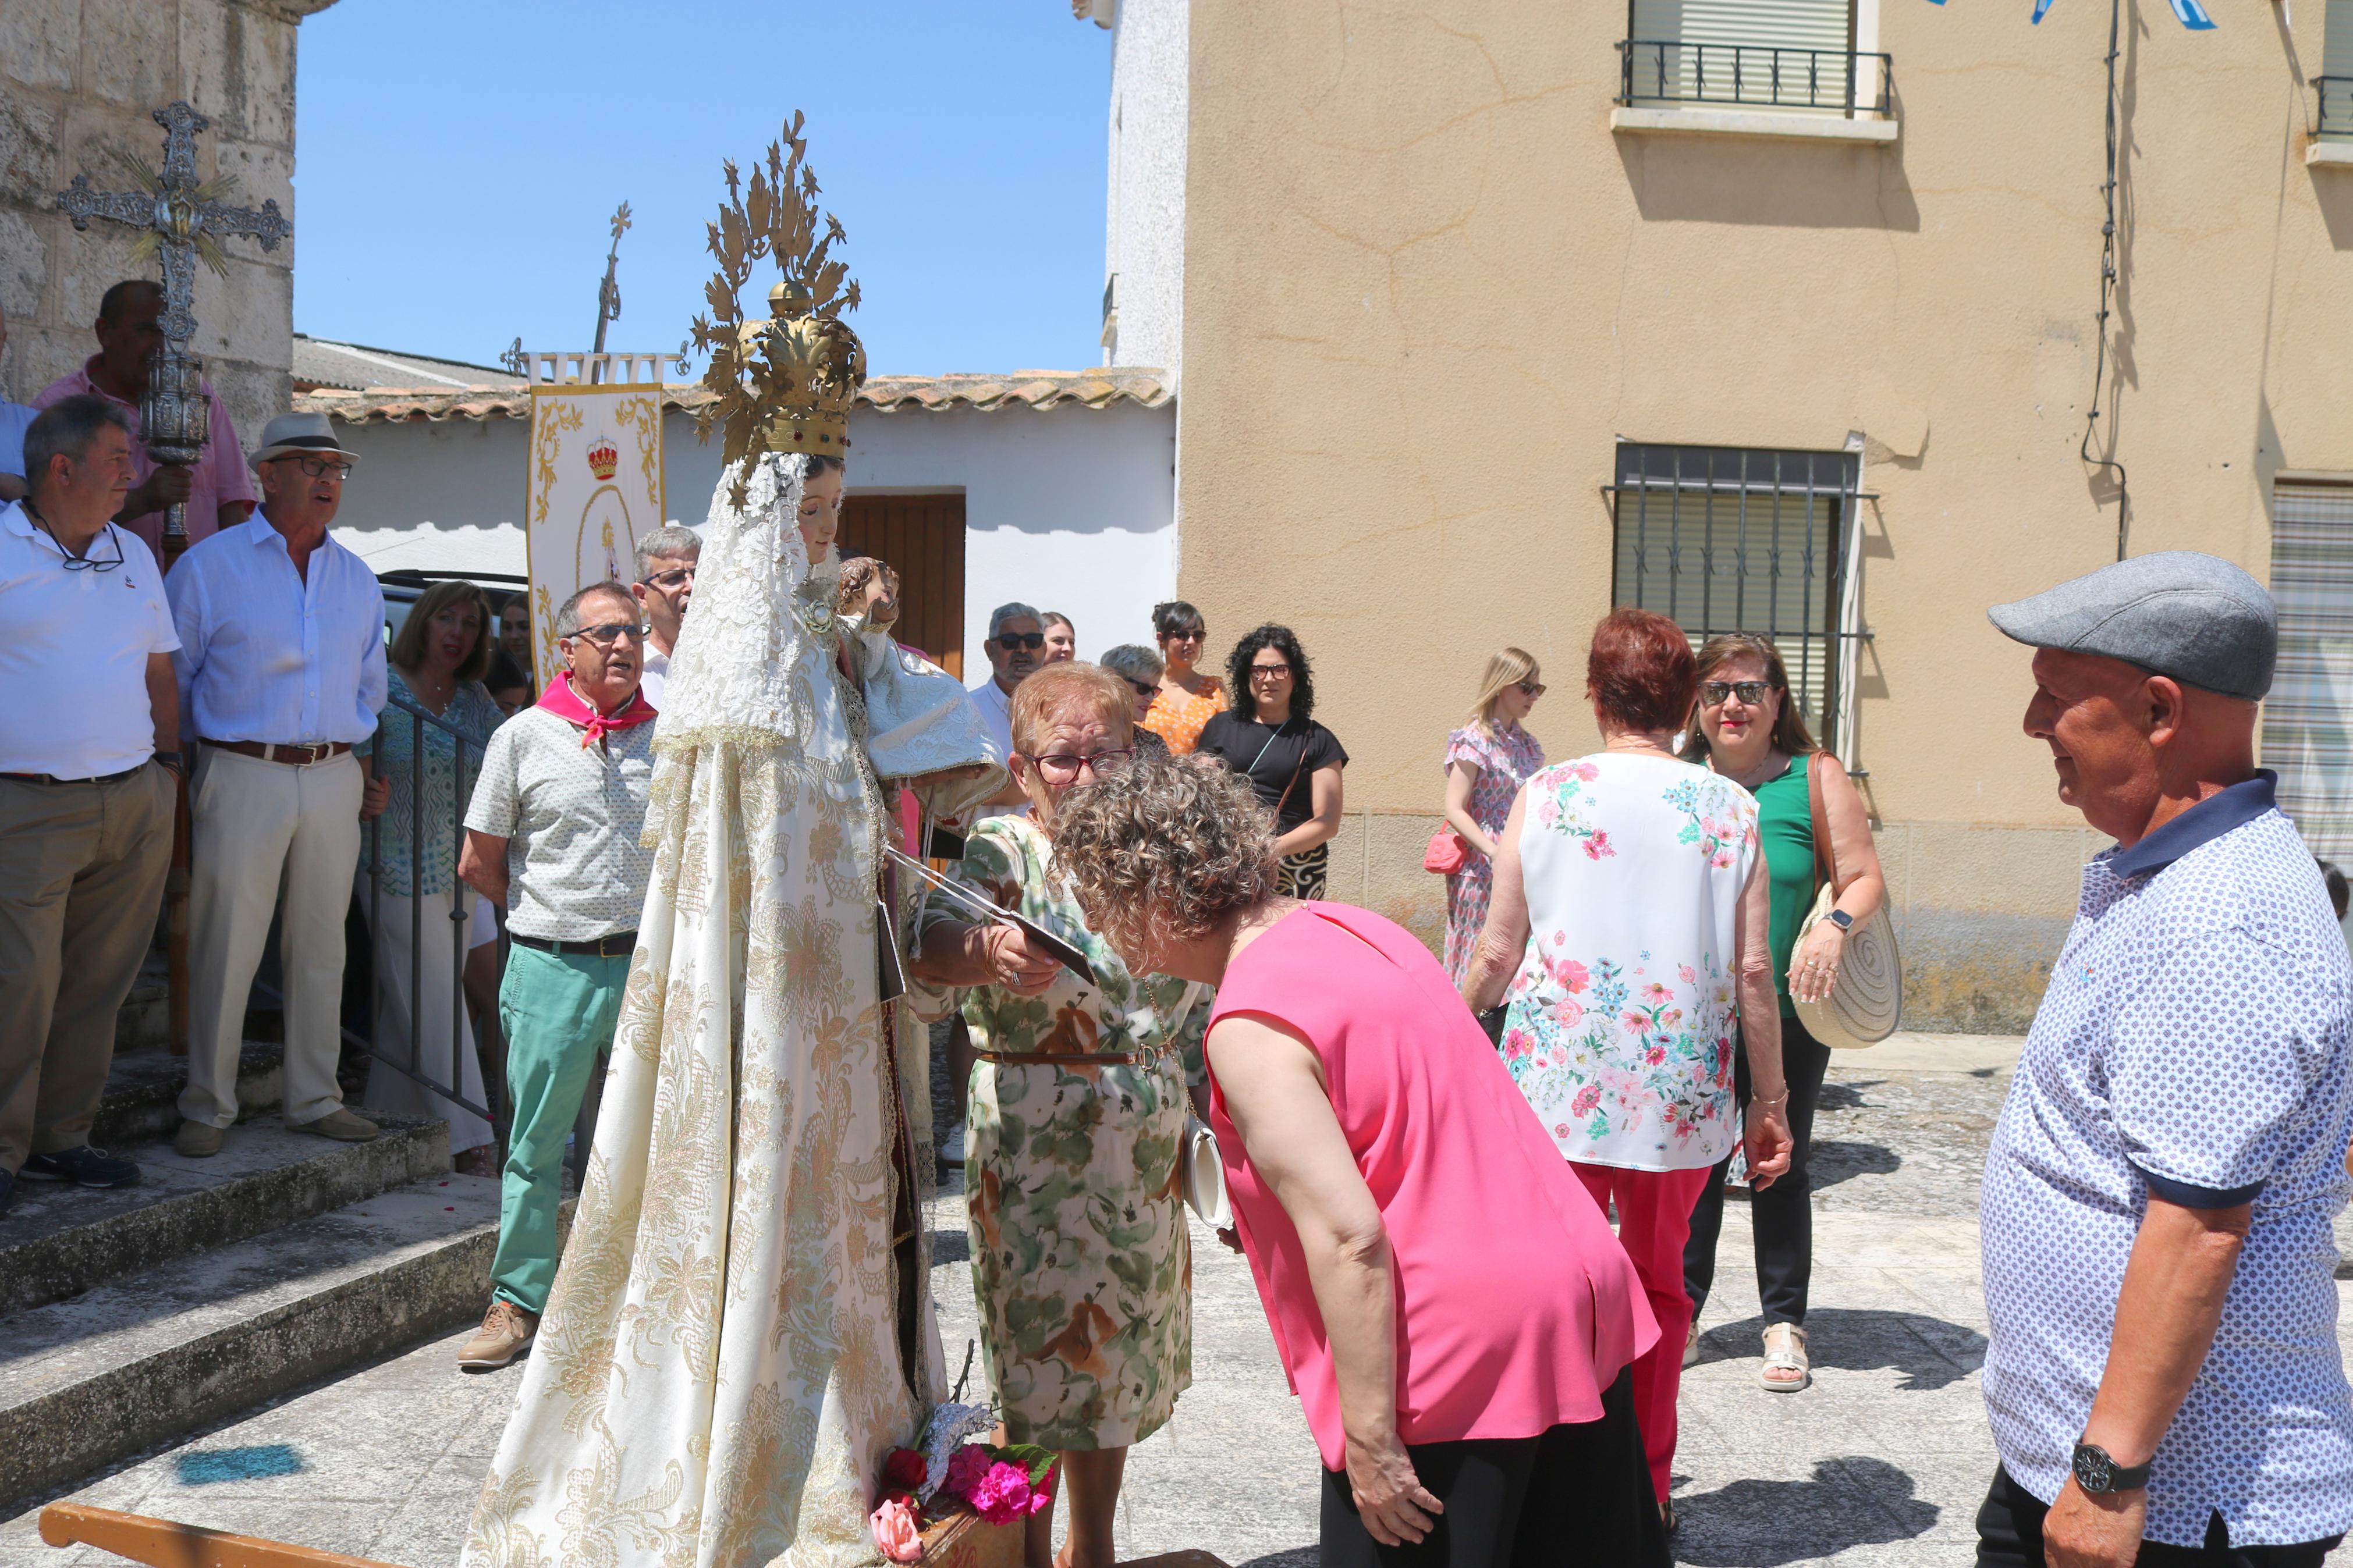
{"left": 491, "top": 941, "right": 627, "bottom": 1315}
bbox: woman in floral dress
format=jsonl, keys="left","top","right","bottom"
{"left": 1439, "top": 647, "right": 1548, "bottom": 986}
{"left": 910, "top": 662, "right": 1208, "bottom": 1568}
{"left": 1461, "top": 609, "right": 1793, "bottom": 1530}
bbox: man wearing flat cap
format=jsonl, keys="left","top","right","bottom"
{"left": 166, "top": 412, "right": 390, "bottom": 1158}
{"left": 1975, "top": 552, "right": 2353, "bottom": 1568}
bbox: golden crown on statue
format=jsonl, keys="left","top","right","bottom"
{"left": 688, "top": 111, "right": 866, "bottom": 508}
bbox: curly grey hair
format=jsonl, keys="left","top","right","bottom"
{"left": 1046, "top": 753, "right": 1279, "bottom": 959}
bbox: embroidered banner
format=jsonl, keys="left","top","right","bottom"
{"left": 521, "top": 381, "right": 664, "bottom": 680}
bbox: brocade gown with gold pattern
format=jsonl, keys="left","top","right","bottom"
{"left": 462, "top": 454, "right": 945, "bottom": 1568}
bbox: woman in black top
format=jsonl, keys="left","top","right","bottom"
{"left": 1197, "top": 624, "right": 1347, "bottom": 898}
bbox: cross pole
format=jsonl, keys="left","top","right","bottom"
{"left": 56, "top": 99, "right": 291, "bottom": 558}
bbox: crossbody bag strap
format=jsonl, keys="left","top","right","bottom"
{"left": 1272, "top": 731, "right": 1312, "bottom": 820}
{"left": 1807, "top": 751, "right": 1838, "bottom": 896}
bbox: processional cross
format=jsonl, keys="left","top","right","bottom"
{"left": 56, "top": 99, "right": 292, "bottom": 561}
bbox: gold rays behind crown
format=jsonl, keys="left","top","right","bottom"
{"left": 688, "top": 113, "right": 865, "bottom": 509}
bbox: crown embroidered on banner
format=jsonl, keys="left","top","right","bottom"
{"left": 585, "top": 438, "right": 619, "bottom": 482}
{"left": 688, "top": 112, "right": 865, "bottom": 509}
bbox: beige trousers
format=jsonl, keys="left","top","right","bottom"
{"left": 181, "top": 748, "right": 363, "bottom": 1129}
{"left": 0, "top": 767, "right": 173, "bottom": 1173}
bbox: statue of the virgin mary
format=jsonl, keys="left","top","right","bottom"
{"left": 463, "top": 120, "right": 1003, "bottom": 1568}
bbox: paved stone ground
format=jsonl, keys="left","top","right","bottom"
{"left": 11, "top": 1036, "right": 2353, "bottom": 1566}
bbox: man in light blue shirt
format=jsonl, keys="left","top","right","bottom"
{"left": 1978, "top": 553, "right": 2353, "bottom": 1568}
{"left": 165, "top": 412, "right": 388, "bottom": 1158}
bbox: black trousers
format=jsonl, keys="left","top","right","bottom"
{"left": 1320, "top": 1368, "right": 1667, "bottom": 1567}
{"left": 1682, "top": 1011, "right": 1834, "bottom": 1326}
{"left": 1976, "top": 1467, "right": 2344, "bottom": 1567}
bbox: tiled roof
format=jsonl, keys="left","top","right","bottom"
{"left": 291, "top": 334, "right": 527, "bottom": 393}
{"left": 297, "top": 368, "right": 1171, "bottom": 424}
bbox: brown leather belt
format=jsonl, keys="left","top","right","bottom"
{"left": 205, "top": 739, "right": 353, "bottom": 766}
{"left": 975, "top": 1049, "right": 1156, "bottom": 1068}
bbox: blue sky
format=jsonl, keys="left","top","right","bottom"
{"left": 293, "top": 2, "right": 1112, "bottom": 377}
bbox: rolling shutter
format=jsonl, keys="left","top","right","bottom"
{"left": 1626, "top": 1, "right": 1858, "bottom": 112}
{"left": 2266, "top": 482, "right": 2353, "bottom": 861}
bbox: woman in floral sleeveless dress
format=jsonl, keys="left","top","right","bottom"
{"left": 1439, "top": 648, "right": 1547, "bottom": 986}
{"left": 1461, "top": 609, "right": 1793, "bottom": 1530}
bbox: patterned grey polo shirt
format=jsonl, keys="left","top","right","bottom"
{"left": 1981, "top": 772, "right": 2353, "bottom": 1548}
{"left": 464, "top": 706, "right": 656, "bottom": 943}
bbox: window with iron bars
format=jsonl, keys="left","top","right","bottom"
{"left": 1609, "top": 444, "right": 1870, "bottom": 766}
{"left": 1620, "top": 0, "right": 1891, "bottom": 119}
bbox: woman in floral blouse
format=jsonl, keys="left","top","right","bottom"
{"left": 1438, "top": 647, "right": 1548, "bottom": 986}
{"left": 1461, "top": 607, "right": 1793, "bottom": 1531}
{"left": 361, "top": 579, "right": 505, "bottom": 1168}
{"left": 910, "top": 662, "right": 1209, "bottom": 1568}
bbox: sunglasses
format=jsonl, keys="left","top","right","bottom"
{"left": 996, "top": 632, "right": 1045, "bottom": 650}
{"left": 641, "top": 565, "right": 696, "bottom": 590}
{"left": 1124, "top": 678, "right": 1158, "bottom": 699}
{"left": 1700, "top": 680, "right": 1774, "bottom": 706}
{"left": 1021, "top": 747, "right": 1134, "bottom": 785}
{"left": 1515, "top": 681, "right": 1546, "bottom": 698}
{"left": 569, "top": 621, "right": 648, "bottom": 647}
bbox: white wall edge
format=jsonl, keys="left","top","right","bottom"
{"left": 2305, "top": 141, "right": 2353, "bottom": 167}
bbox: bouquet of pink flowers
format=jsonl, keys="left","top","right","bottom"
{"left": 869, "top": 1441, "right": 1058, "bottom": 1562}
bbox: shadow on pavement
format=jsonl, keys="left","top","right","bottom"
{"left": 1699, "top": 1307, "right": 1986, "bottom": 1390}
{"left": 1807, "top": 1139, "right": 1903, "bottom": 1190}
{"left": 1672, "top": 1456, "right": 1940, "bottom": 1566}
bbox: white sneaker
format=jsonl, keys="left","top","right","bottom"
{"left": 938, "top": 1126, "right": 966, "bottom": 1167}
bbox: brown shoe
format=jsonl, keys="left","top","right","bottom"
{"left": 174, "top": 1121, "right": 223, "bottom": 1158}
{"left": 290, "top": 1108, "right": 379, "bottom": 1143}
{"left": 459, "top": 1299, "right": 540, "bottom": 1371}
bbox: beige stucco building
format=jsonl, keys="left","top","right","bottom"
{"left": 1098, "top": 0, "right": 2353, "bottom": 1031}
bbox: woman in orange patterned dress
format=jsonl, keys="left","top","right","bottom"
{"left": 1140, "top": 599, "right": 1227, "bottom": 754}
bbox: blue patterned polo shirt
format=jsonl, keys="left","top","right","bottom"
{"left": 1981, "top": 773, "right": 2353, "bottom": 1548}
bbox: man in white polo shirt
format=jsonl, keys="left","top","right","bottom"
{"left": 0, "top": 397, "right": 180, "bottom": 1215}
{"left": 168, "top": 411, "right": 388, "bottom": 1158}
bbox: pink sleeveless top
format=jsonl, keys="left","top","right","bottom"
{"left": 1206, "top": 902, "right": 1657, "bottom": 1469}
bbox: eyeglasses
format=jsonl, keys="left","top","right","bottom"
{"left": 1022, "top": 747, "right": 1134, "bottom": 785}
{"left": 282, "top": 455, "right": 353, "bottom": 481}
{"left": 641, "top": 565, "right": 696, "bottom": 590}
{"left": 1162, "top": 627, "right": 1204, "bottom": 643}
{"left": 996, "top": 632, "right": 1045, "bottom": 650}
{"left": 1248, "top": 663, "right": 1292, "bottom": 679}
{"left": 1124, "top": 678, "right": 1158, "bottom": 699}
{"left": 1699, "top": 680, "right": 1774, "bottom": 707}
{"left": 569, "top": 621, "right": 648, "bottom": 647}
{"left": 1515, "top": 681, "right": 1546, "bottom": 698}
{"left": 29, "top": 513, "right": 124, "bottom": 573}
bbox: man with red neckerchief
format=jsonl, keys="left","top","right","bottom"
{"left": 455, "top": 580, "right": 657, "bottom": 1371}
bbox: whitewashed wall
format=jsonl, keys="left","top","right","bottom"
{"left": 1104, "top": 0, "right": 1188, "bottom": 379}
{"left": 327, "top": 399, "right": 1180, "bottom": 679}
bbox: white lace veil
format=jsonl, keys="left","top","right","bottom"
{"left": 654, "top": 451, "right": 837, "bottom": 752}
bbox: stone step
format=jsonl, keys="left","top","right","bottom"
{"left": 0, "top": 1117, "right": 451, "bottom": 1320}
{"left": 91, "top": 1041, "right": 286, "bottom": 1153}
{"left": 0, "top": 1174, "right": 501, "bottom": 1516}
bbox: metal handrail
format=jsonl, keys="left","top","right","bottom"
{"left": 2320, "top": 77, "right": 2353, "bottom": 141}
{"left": 1617, "top": 38, "right": 1894, "bottom": 118}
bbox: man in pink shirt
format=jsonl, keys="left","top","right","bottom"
{"left": 33, "top": 280, "right": 256, "bottom": 559}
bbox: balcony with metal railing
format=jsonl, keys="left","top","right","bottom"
{"left": 1612, "top": 38, "right": 1897, "bottom": 145}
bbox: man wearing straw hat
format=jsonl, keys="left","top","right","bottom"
{"left": 1976, "top": 552, "right": 2353, "bottom": 1567}
{"left": 167, "top": 411, "right": 388, "bottom": 1159}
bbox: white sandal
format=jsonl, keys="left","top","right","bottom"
{"left": 1761, "top": 1322, "right": 1811, "bottom": 1392}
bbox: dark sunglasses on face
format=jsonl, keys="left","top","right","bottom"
{"left": 996, "top": 632, "right": 1045, "bottom": 650}
{"left": 1125, "top": 678, "right": 1158, "bottom": 699}
{"left": 1516, "top": 681, "right": 1546, "bottom": 697}
{"left": 1023, "top": 747, "right": 1134, "bottom": 785}
{"left": 570, "top": 621, "right": 648, "bottom": 647}
{"left": 1701, "top": 680, "right": 1773, "bottom": 707}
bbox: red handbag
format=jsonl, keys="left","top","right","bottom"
{"left": 1424, "top": 829, "right": 1469, "bottom": 874}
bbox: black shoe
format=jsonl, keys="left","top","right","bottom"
{"left": 19, "top": 1146, "right": 141, "bottom": 1189}
{"left": 0, "top": 1168, "right": 14, "bottom": 1216}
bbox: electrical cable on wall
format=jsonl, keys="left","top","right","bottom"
{"left": 2081, "top": 0, "right": 2131, "bottom": 559}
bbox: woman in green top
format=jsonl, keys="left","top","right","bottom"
{"left": 1678, "top": 634, "right": 1884, "bottom": 1394}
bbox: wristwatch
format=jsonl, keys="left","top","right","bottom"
{"left": 2071, "top": 1442, "right": 2151, "bottom": 1495}
{"left": 1825, "top": 907, "right": 1854, "bottom": 932}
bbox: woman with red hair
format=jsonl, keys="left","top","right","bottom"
{"left": 1463, "top": 607, "right": 1794, "bottom": 1531}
